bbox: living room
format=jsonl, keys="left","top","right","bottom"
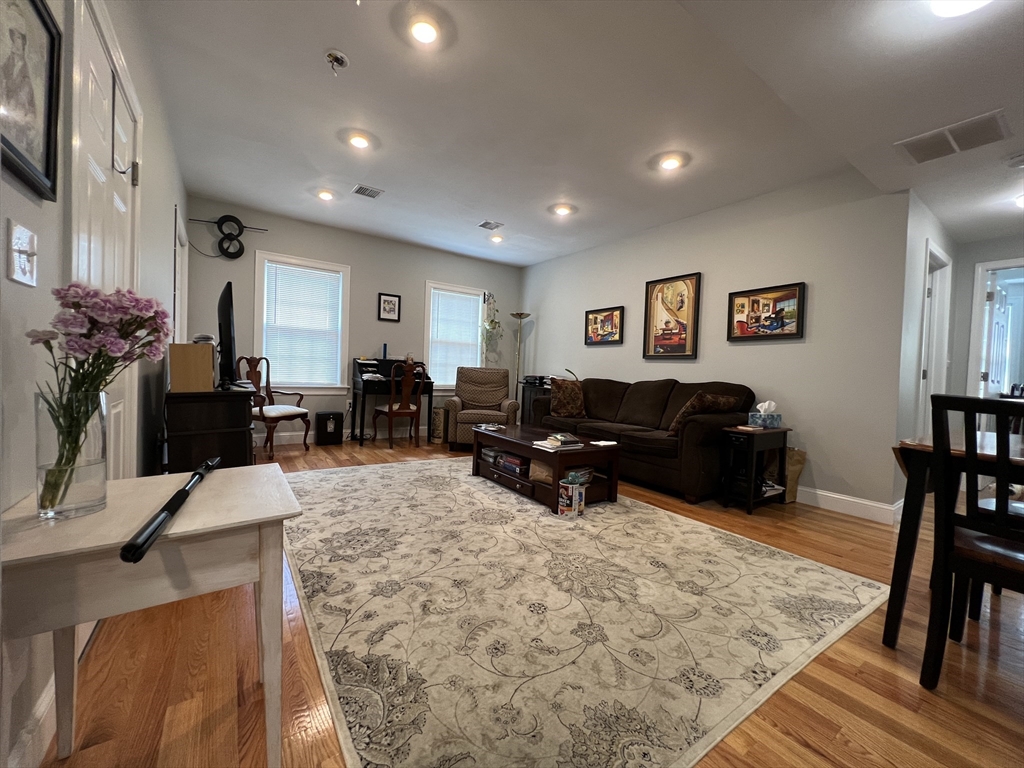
{"left": 2, "top": 1, "right": 1022, "bottom": 767}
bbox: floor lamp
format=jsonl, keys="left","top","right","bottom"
{"left": 510, "top": 312, "right": 531, "bottom": 404}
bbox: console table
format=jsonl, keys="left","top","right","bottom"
{"left": 0, "top": 465, "right": 301, "bottom": 767}
{"left": 165, "top": 388, "right": 254, "bottom": 473}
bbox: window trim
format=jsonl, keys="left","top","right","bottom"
{"left": 254, "top": 250, "right": 352, "bottom": 395}
{"left": 423, "top": 280, "right": 486, "bottom": 389}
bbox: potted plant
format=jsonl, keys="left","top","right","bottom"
{"left": 28, "top": 282, "right": 171, "bottom": 520}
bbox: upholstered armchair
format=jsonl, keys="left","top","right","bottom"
{"left": 445, "top": 367, "right": 519, "bottom": 449}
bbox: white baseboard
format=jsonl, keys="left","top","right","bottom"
{"left": 796, "top": 486, "right": 899, "bottom": 526}
{"left": 5, "top": 673, "right": 55, "bottom": 768}
{"left": 264, "top": 425, "right": 434, "bottom": 446}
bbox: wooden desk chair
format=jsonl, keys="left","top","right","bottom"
{"left": 922, "top": 394, "right": 1024, "bottom": 689}
{"left": 236, "top": 356, "right": 310, "bottom": 460}
{"left": 372, "top": 362, "right": 426, "bottom": 449}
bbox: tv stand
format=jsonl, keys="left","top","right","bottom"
{"left": 165, "top": 389, "right": 254, "bottom": 473}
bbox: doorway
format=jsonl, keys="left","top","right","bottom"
{"left": 916, "top": 240, "right": 953, "bottom": 437}
{"left": 967, "top": 259, "right": 1024, "bottom": 399}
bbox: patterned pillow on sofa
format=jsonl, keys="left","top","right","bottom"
{"left": 667, "top": 391, "right": 740, "bottom": 436}
{"left": 550, "top": 378, "right": 586, "bottom": 418}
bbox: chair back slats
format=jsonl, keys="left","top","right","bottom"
{"left": 930, "top": 394, "right": 1024, "bottom": 545}
{"left": 236, "top": 356, "right": 272, "bottom": 406}
{"left": 390, "top": 362, "right": 426, "bottom": 411}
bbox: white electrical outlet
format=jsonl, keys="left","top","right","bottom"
{"left": 7, "top": 219, "right": 37, "bottom": 287}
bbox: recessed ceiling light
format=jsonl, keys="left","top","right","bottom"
{"left": 349, "top": 133, "right": 370, "bottom": 149}
{"left": 410, "top": 19, "right": 439, "bottom": 44}
{"left": 549, "top": 203, "right": 577, "bottom": 217}
{"left": 490, "top": 234, "right": 504, "bottom": 243}
{"left": 1016, "top": 194, "right": 1024, "bottom": 209}
{"left": 317, "top": 190, "right": 334, "bottom": 201}
{"left": 929, "top": 0, "right": 993, "bottom": 17}
{"left": 649, "top": 151, "right": 690, "bottom": 172}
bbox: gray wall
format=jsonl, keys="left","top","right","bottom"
{"left": 1, "top": 0, "right": 185, "bottom": 761}
{"left": 948, "top": 234, "right": 1024, "bottom": 395}
{"left": 186, "top": 195, "right": 524, "bottom": 435}
{"left": 521, "top": 170, "right": 911, "bottom": 506}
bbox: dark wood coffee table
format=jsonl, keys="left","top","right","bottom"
{"left": 471, "top": 424, "right": 620, "bottom": 514}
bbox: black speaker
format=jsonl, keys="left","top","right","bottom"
{"left": 315, "top": 411, "right": 345, "bottom": 445}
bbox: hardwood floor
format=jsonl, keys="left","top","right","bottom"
{"left": 42, "top": 441, "right": 1023, "bottom": 767}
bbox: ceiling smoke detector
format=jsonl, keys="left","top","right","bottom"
{"left": 478, "top": 220, "right": 504, "bottom": 231}
{"left": 352, "top": 184, "right": 384, "bottom": 198}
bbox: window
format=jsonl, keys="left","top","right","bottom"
{"left": 424, "top": 281, "right": 485, "bottom": 387}
{"left": 255, "top": 251, "right": 350, "bottom": 390}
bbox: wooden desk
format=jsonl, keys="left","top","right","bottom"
{"left": 1, "top": 465, "right": 301, "bottom": 767}
{"left": 883, "top": 433, "right": 1024, "bottom": 649}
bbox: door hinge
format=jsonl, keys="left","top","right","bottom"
{"left": 921, "top": 369, "right": 928, "bottom": 381}
{"left": 926, "top": 287, "right": 932, "bottom": 299}
{"left": 131, "top": 161, "right": 140, "bottom": 187}
{"left": 986, "top": 291, "right": 994, "bottom": 302}
{"left": 981, "top": 371, "right": 989, "bottom": 382}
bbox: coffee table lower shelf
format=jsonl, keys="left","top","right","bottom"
{"left": 478, "top": 462, "right": 611, "bottom": 513}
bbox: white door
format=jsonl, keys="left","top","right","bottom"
{"left": 982, "top": 275, "right": 1010, "bottom": 399}
{"left": 915, "top": 241, "right": 951, "bottom": 437}
{"left": 72, "top": 2, "right": 138, "bottom": 480}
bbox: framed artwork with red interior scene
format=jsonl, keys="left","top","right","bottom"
{"left": 727, "top": 282, "right": 806, "bottom": 341}
{"left": 643, "top": 272, "right": 701, "bottom": 359}
{"left": 585, "top": 305, "right": 624, "bottom": 346}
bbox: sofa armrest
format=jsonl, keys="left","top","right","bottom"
{"left": 532, "top": 396, "right": 552, "bottom": 426}
{"left": 680, "top": 412, "right": 749, "bottom": 448}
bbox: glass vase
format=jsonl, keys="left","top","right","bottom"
{"left": 35, "top": 391, "right": 107, "bottom": 521}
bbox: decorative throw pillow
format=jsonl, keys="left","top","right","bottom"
{"left": 550, "top": 378, "right": 586, "bottom": 418}
{"left": 667, "top": 391, "right": 741, "bottom": 436}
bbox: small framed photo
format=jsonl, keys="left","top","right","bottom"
{"left": 643, "top": 272, "right": 701, "bottom": 359}
{"left": 585, "top": 305, "right": 623, "bottom": 346}
{"left": 727, "top": 282, "right": 806, "bottom": 341}
{"left": 1, "top": 0, "right": 62, "bottom": 201}
{"left": 378, "top": 292, "right": 401, "bottom": 322}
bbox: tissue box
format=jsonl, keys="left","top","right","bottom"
{"left": 749, "top": 412, "right": 782, "bottom": 428}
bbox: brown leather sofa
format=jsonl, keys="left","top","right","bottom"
{"left": 532, "top": 378, "right": 755, "bottom": 502}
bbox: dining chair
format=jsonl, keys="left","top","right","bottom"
{"left": 372, "top": 361, "right": 427, "bottom": 449}
{"left": 921, "top": 394, "right": 1024, "bottom": 689}
{"left": 236, "top": 356, "right": 310, "bottom": 460}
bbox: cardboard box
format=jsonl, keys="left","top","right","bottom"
{"left": 168, "top": 343, "right": 215, "bottom": 392}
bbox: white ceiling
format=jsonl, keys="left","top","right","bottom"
{"left": 134, "top": 0, "right": 848, "bottom": 266}
{"left": 683, "top": 0, "right": 1024, "bottom": 244}
{"left": 136, "top": 1, "right": 1023, "bottom": 266}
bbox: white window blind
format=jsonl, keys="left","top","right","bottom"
{"left": 428, "top": 285, "right": 483, "bottom": 387}
{"left": 263, "top": 260, "right": 343, "bottom": 386}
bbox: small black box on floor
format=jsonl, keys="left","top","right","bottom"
{"left": 315, "top": 411, "right": 345, "bottom": 445}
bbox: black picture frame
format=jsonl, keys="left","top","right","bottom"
{"left": 643, "top": 272, "right": 701, "bottom": 359}
{"left": 584, "top": 305, "right": 624, "bottom": 346}
{"left": 1, "top": 0, "right": 62, "bottom": 202}
{"left": 727, "top": 281, "right": 807, "bottom": 342}
{"left": 378, "top": 292, "right": 401, "bottom": 322}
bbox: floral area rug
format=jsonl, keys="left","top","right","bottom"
{"left": 284, "top": 458, "right": 889, "bottom": 768}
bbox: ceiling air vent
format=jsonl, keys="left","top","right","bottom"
{"left": 352, "top": 184, "right": 384, "bottom": 198}
{"left": 478, "top": 220, "right": 504, "bottom": 231}
{"left": 896, "top": 110, "right": 1012, "bottom": 165}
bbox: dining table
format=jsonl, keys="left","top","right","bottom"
{"left": 883, "top": 431, "right": 1024, "bottom": 649}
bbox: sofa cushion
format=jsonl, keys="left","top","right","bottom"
{"left": 578, "top": 422, "right": 654, "bottom": 442}
{"left": 456, "top": 409, "right": 509, "bottom": 424}
{"left": 667, "top": 391, "right": 741, "bottom": 436}
{"left": 659, "top": 381, "right": 754, "bottom": 430}
{"left": 581, "top": 379, "right": 631, "bottom": 422}
{"left": 550, "top": 378, "right": 586, "bottom": 418}
{"left": 614, "top": 379, "right": 676, "bottom": 429}
{"left": 541, "top": 416, "right": 601, "bottom": 432}
{"left": 620, "top": 429, "right": 680, "bottom": 459}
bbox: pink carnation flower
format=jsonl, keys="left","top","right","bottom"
{"left": 60, "top": 335, "right": 102, "bottom": 361}
{"left": 26, "top": 329, "right": 59, "bottom": 345}
{"left": 51, "top": 309, "right": 91, "bottom": 335}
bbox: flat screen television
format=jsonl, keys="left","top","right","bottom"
{"left": 217, "top": 281, "right": 237, "bottom": 389}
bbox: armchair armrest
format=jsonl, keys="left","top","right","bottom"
{"left": 271, "top": 389, "right": 305, "bottom": 408}
{"left": 445, "top": 395, "right": 464, "bottom": 413}
{"left": 499, "top": 398, "right": 520, "bottom": 420}
{"left": 532, "top": 396, "right": 552, "bottom": 426}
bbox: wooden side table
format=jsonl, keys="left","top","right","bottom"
{"left": 721, "top": 427, "right": 792, "bottom": 514}
{"left": 1, "top": 465, "right": 301, "bottom": 767}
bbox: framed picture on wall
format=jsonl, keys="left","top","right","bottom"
{"left": 585, "top": 305, "right": 623, "bottom": 346}
{"left": 727, "top": 282, "right": 806, "bottom": 341}
{"left": 643, "top": 272, "right": 701, "bottom": 359}
{"left": 378, "top": 292, "right": 401, "bottom": 322}
{"left": 0, "top": 0, "right": 62, "bottom": 201}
